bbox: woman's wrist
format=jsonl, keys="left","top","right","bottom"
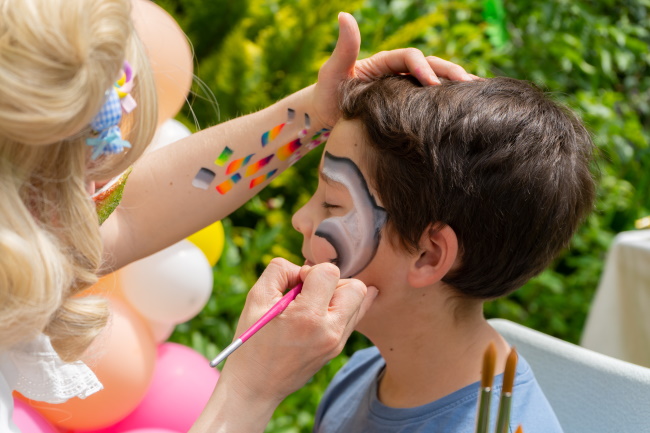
{"left": 189, "top": 370, "right": 282, "bottom": 433}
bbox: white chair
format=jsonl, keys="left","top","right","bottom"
{"left": 489, "top": 318, "right": 650, "bottom": 433}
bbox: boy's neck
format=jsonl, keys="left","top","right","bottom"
{"left": 370, "top": 289, "right": 511, "bottom": 408}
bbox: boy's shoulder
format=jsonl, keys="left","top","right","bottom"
{"left": 314, "top": 347, "right": 564, "bottom": 433}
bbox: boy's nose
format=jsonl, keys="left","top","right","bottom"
{"left": 291, "top": 204, "right": 310, "bottom": 235}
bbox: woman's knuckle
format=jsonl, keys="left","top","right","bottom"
{"left": 323, "top": 330, "right": 342, "bottom": 351}
{"left": 453, "top": 64, "right": 467, "bottom": 74}
{"left": 268, "top": 257, "right": 289, "bottom": 269}
{"left": 404, "top": 47, "right": 422, "bottom": 57}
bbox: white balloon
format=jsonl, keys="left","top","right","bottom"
{"left": 120, "top": 240, "right": 213, "bottom": 324}
{"left": 147, "top": 118, "right": 192, "bottom": 153}
{"left": 147, "top": 319, "right": 176, "bottom": 344}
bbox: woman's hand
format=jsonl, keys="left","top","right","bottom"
{"left": 190, "top": 258, "right": 377, "bottom": 432}
{"left": 223, "top": 258, "right": 375, "bottom": 402}
{"left": 313, "top": 12, "right": 477, "bottom": 128}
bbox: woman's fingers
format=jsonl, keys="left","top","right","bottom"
{"left": 425, "top": 55, "right": 473, "bottom": 81}
{"left": 356, "top": 49, "right": 476, "bottom": 85}
{"left": 329, "top": 279, "right": 376, "bottom": 335}
{"left": 297, "top": 263, "right": 340, "bottom": 309}
{"left": 355, "top": 48, "right": 436, "bottom": 84}
{"left": 239, "top": 258, "right": 302, "bottom": 331}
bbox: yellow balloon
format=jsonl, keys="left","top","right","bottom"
{"left": 187, "top": 221, "right": 225, "bottom": 266}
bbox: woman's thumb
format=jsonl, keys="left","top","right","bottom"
{"left": 320, "top": 12, "right": 360, "bottom": 79}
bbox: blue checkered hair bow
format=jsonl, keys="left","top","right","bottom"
{"left": 86, "top": 61, "right": 136, "bottom": 160}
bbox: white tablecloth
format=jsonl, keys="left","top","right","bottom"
{"left": 581, "top": 230, "right": 650, "bottom": 368}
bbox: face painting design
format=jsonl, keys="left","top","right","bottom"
{"left": 249, "top": 169, "right": 277, "bottom": 188}
{"left": 315, "top": 151, "right": 387, "bottom": 278}
{"left": 214, "top": 146, "right": 234, "bottom": 166}
{"left": 226, "top": 154, "right": 254, "bottom": 175}
{"left": 192, "top": 167, "right": 216, "bottom": 190}
{"left": 261, "top": 108, "right": 295, "bottom": 146}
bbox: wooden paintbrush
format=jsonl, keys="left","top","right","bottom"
{"left": 495, "top": 347, "right": 518, "bottom": 433}
{"left": 475, "top": 342, "right": 496, "bottom": 433}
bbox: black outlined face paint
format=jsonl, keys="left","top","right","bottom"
{"left": 315, "top": 151, "right": 387, "bottom": 278}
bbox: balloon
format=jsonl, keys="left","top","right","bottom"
{"left": 12, "top": 399, "right": 58, "bottom": 433}
{"left": 80, "top": 272, "right": 126, "bottom": 301}
{"left": 147, "top": 319, "right": 176, "bottom": 344}
{"left": 120, "top": 240, "right": 213, "bottom": 324}
{"left": 27, "top": 298, "right": 156, "bottom": 430}
{"left": 80, "top": 427, "right": 179, "bottom": 433}
{"left": 187, "top": 220, "right": 225, "bottom": 267}
{"left": 86, "top": 343, "right": 219, "bottom": 433}
{"left": 131, "top": 0, "right": 193, "bottom": 125}
{"left": 123, "top": 429, "right": 180, "bottom": 433}
{"left": 147, "top": 119, "right": 192, "bottom": 153}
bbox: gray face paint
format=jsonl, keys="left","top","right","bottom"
{"left": 315, "top": 151, "right": 388, "bottom": 278}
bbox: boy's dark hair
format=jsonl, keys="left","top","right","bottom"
{"left": 339, "top": 75, "right": 595, "bottom": 299}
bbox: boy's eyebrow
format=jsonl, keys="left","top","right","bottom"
{"left": 319, "top": 166, "right": 345, "bottom": 189}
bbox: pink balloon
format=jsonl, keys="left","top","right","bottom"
{"left": 80, "top": 343, "right": 219, "bottom": 433}
{"left": 12, "top": 399, "right": 58, "bottom": 433}
{"left": 123, "top": 430, "right": 179, "bottom": 433}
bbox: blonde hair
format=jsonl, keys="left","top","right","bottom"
{"left": 0, "top": 0, "right": 157, "bottom": 361}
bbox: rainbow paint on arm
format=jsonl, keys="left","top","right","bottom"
{"left": 92, "top": 167, "right": 132, "bottom": 225}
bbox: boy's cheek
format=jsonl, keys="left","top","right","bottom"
{"left": 310, "top": 236, "right": 338, "bottom": 267}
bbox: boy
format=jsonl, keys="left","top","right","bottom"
{"left": 291, "top": 75, "right": 595, "bottom": 432}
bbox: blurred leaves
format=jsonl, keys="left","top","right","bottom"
{"left": 160, "top": 0, "right": 649, "bottom": 430}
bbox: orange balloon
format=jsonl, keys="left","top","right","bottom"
{"left": 79, "top": 272, "right": 126, "bottom": 300}
{"left": 131, "top": 0, "right": 193, "bottom": 125}
{"left": 25, "top": 298, "right": 156, "bottom": 430}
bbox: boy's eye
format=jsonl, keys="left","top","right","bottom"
{"left": 321, "top": 202, "right": 340, "bottom": 210}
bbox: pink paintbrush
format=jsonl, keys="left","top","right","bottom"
{"left": 209, "top": 283, "right": 304, "bottom": 368}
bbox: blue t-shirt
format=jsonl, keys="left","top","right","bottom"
{"left": 314, "top": 347, "right": 563, "bottom": 433}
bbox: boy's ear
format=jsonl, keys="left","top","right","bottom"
{"left": 407, "top": 224, "right": 458, "bottom": 288}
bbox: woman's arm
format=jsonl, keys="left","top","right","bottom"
{"left": 101, "top": 84, "right": 320, "bottom": 271}
{"left": 100, "top": 13, "right": 472, "bottom": 272}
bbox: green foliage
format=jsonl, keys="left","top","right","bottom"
{"left": 160, "top": 0, "right": 649, "bottom": 430}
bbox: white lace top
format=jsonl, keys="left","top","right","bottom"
{"left": 0, "top": 334, "right": 103, "bottom": 432}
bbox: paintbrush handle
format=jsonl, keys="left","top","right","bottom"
{"left": 209, "top": 283, "right": 303, "bottom": 368}
{"left": 495, "top": 393, "right": 512, "bottom": 433}
{"left": 240, "top": 283, "right": 303, "bottom": 342}
{"left": 475, "top": 387, "right": 492, "bottom": 433}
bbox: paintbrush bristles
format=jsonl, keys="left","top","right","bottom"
{"left": 503, "top": 346, "right": 518, "bottom": 394}
{"left": 481, "top": 342, "right": 497, "bottom": 388}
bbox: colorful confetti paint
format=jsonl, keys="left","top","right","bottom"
{"left": 260, "top": 108, "right": 296, "bottom": 147}
{"left": 277, "top": 138, "right": 302, "bottom": 161}
{"left": 288, "top": 149, "right": 303, "bottom": 166}
{"left": 192, "top": 167, "right": 216, "bottom": 190}
{"left": 216, "top": 173, "right": 242, "bottom": 195}
{"left": 226, "top": 153, "right": 254, "bottom": 175}
{"left": 298, "top": 113, "right": 311, "bottom": 139}
{"left": 306, "top": 128, "right": 331, "bottom": 151}
{"left": 261, "top": 123, "right": 286, "bottom": 147}
{"left": 215, "top": 146, "right": 234, "bottom": 166}
{"left": 249, "top": 169, "right": 278, "bottom": 189}
{"left": 245, "top": 154, "right": 274, "bottom": 177}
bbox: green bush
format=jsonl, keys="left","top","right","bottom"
{"left": 160, "top": 0, "right": 649, "bottom": 430}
